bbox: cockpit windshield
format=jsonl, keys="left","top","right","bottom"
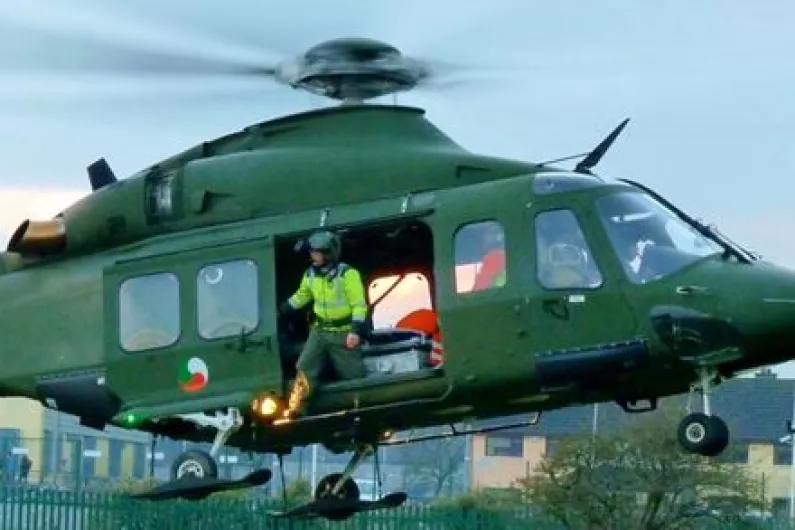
{"left": 595, "top": 191, "right": 723, "bottom": 284}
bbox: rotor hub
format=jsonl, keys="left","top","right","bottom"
{"left": 293, "top": 37, "right": 421, "bottom": 103}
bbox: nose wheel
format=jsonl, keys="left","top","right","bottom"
{"left": 677, "top": 369, "right": 730, "bottom": 457}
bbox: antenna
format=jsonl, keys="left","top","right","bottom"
{"left": 574, "top": 118, "right": 630, "bottom": 175}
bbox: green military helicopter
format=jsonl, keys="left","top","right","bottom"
{"left": 3, "top": 33, "right": 795, "bottom": 521}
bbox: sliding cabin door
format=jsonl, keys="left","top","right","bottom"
{"left": 431, "top": 176, "right": 533, "bottom": 390}
{"left": 103, "top": 235, "right": 282, "bottom": 411}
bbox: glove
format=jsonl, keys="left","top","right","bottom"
{"left": 278, "top": 301, "right": 293, "bottom": 315}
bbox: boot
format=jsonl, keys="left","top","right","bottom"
{"left": 284, "top": 371, "right": 310, "bottom": 418}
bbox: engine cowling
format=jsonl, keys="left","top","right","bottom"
{"left": 6, "top": 174, "right": 153, "bottom": 258}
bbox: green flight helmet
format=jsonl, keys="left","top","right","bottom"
{"left": 307, "top": 230, "right": 341, "bottom": 261}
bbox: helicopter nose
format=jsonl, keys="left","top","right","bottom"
{"left": 649, "top": 261, "right": 795, "bottom": 370}
{"left": 730, "top": 263, "right": 795, "bottom": 366}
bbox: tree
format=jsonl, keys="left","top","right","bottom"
{"left": 401, "top": 434, "right": 467, "bottom": 497}
{"left": 515, "top": 407, "right": 766, "bottom": 530}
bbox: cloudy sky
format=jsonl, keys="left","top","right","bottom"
{"left": 1, "top": 1, "right": 794, "bottom": 374}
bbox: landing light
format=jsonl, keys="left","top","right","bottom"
{"left": 252, "top": 396, "right": 280, "bottom": 418}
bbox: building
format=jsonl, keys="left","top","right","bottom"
{"left": 0, "top": 397, "right": 153, "bottom": 486}
{"left": 467, "top": 368, "right": 795, "bottom": 515}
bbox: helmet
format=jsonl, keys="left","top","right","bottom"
{"left": 307, "top": 230, "right": 341, "bottom": 260}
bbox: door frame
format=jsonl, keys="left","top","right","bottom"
{"left": 521, "top": 194, "right": 641, "bottom": 349}
{"left": 430, "top": 176, "right": 531, "bottom": 384}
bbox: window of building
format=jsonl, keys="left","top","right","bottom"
{"left": 82, "top": 435, "right": 97, "bottom": 479}
{"left": 197, "top": 259, "right": 259, "bottom": 339}
{"left": 368, "top": 273, "right": 432, "bottom": 329}
{"left": 42, "top": 429, "right": 55, "bottom": 478}
{"left": 534, "top": 209, "right": 603, "bottom": 290}
{"left": 119, "top": 272, "right": 180, "bottom": 352}
{"left": 453, "top": 220, "right": 506, "bottom": 294}
{"left": 109, "top": 440, "right": 124, "bottom": 478}
{"left": 133, "top": 442, "right": 147, "bottom": 478}
{"left": 485, "top": 435, "right": 523, "bottom": 457}
{"left": 774, "top": 443, "right": 791, "bottom": 465}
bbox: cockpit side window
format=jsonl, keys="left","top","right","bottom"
{"left": 453, "top": 220, "right": 506, "bottom": 294}
{"left": 119, "top": 273, "right": 180, "bottom": 352}
{"left": 197, "top": 259, "right": 259, "bottom": 340}
{"left": 594, "top": 191, "right": 722, "bottom": 284}
{"left": 534, "top": 209, "right": 603, "bottom": 290}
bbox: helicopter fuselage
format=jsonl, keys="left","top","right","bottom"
{"left": 1, "top": 104, "right": 795, "bottom": 459}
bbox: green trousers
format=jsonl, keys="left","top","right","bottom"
{"left": 296, "top": 327, "right": 367, "bottom": 399}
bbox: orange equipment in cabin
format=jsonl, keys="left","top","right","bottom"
{"left": 395, "top": 308, "right": 443, "bottom": 367}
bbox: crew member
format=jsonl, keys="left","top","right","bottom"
{"left": 278, "top": 230, "right": 368, "bottom": 418}
{"left": 395, "top": 308, "right": 444, "bottom": 367}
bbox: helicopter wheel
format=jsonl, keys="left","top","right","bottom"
{"left": 171, "top": 450, "right": 219, "bottom": 482}
{"left": 676, "top": 413, "right": 729, "bottom": 457}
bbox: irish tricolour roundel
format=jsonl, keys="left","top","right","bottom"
{"left": 178, "top": 357, "right": 209, "bottom": 392}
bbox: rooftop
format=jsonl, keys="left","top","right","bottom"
{"left": 474, "top": 368, "right": 795, "bottom": 443}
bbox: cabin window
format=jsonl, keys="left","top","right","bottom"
{"left": 368, "top": 273, "right": 432, "bottom": 329}
{"left": 594, "top": 191, "right": 723, "bottom": 284}
{"left": 453, "top": 220, "right": 506, "bottom": 294}
{"left": 485, "top": 434, "right": 524, "bottom": 457}
{"left": 119, "top": 273, "right": 180, "bottom": 352}
{"left": 534, "top": 209, "right": 603, "bottom": 290}
{"left": 197, "top": 259, "right": 259, "bottom": 339}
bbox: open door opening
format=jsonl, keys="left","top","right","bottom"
{"left": 274, "top": 218, "right": 440, "bottom": 391}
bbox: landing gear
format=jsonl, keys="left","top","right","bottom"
{"left": 676, "top": 369, "right": 730, "bottom": 457}
{"left": 170, "top": 407, "right": 243, "bottom": 482}
{"left": 269, "top": 442, "right": 407, "bottom": 520}
{"left": 129, "top": 407, "right": 273, "bottom": 502}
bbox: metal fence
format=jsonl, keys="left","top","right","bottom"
{"left": 0, "top": 483, "right": 794, "bottom": 530}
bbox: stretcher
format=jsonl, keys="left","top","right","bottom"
{"left": 360, "top": 329, "right": 434, "bottom": 375}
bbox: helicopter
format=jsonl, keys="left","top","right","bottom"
{"left": 3, "top": 26, "right": 795, "bottom": 521}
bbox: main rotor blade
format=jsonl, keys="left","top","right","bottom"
{"left": 1, "top": 27, "right": 279, "bottom": 78}
{"left": 0, "top": 5, "right": 282, "bottom": 79}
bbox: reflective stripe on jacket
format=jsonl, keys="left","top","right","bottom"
{"left": 287, "top": 263, "right": 367, "bottom": 324}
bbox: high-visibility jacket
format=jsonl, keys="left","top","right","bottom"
{"left": 287, "top": 263, "right": 367, "bottom": 329}
{"left": 395, "top": 308, "right": 444, "bottom": 367}
{"left": 472, "top": 250, "right": 506, "bottom": 290}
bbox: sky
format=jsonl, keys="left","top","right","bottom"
{"left": 0, "top": 1, "right": 794, "bottom": 374}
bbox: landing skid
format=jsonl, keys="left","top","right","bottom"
{"left": 268, "top": 492, "right": 408, "bottom": 520}
{"left": 131, "top": 469, "right": 272, "bottom": 502}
